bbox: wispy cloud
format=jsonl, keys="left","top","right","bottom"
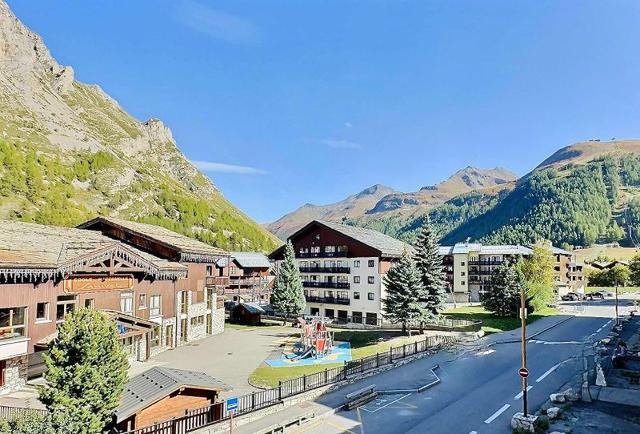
{"left": 176, "top": 1, "right": 262, "bottom": 45}
{"left": 194, "top": 160, "right": 267, "bottom": 175}
{"left": 317, "top": 138, "right": 363, "bottom": 150}
{"left": 344, "top": 122, "right": 353, "bottom": 128}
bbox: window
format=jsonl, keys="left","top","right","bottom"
{"left": 354, "top": 260, "right": 360, "bottom": 268}
{"left": 149, "top": 326, "right": 161, "bottom": 348}
{"left": 84, "top": 298, "right": 95, "bottom": 309}
{"left": 368, "top": 292, "right": 374, "bottom": 301}
{"left": 0, "top": 307, "right": 26, "bottom": 340}
{"left": 461, "top": 271, "right": 466, "bottom": 277}
{"left": 190, "top": 315, "right": 205, "bottom": 327}
{"left": 120, "top": 292, "right": 134, "bottom": 315}
{"left": 353, "top": 276, "right": 360, "bottom": 284}
{"left": 461, "top": 281, "right": 466, "bottom": 286}
{"left": 325, "top": 309, "right": 334, "bottom": 318}
{"left": 206, "top": 265, "right": 213, "bottom": 276}
{"left": 368, "top": 276, "right": 375, "bottom": 284}
{"left": 366, "top": 312, "right": 378, "bottom": 325}
{"left": 180, "top": 291, "right": 189, "bottom": 314}
{"left": 36, "top": 302, "right": 49, "bottom": 321}
{"left": 352, "top": 311, "right": 363, "bottom": 324}
{"left": 461, "top": 261, "right": 466, "bottom": 266}
{"left": 353, "top": 292, "right": 360, "bottom": 300}
{"left": 300, "top": 261, "right": 308, "bottom": 267}
{"left": 368, "top": 260, "right": 375, "bottom": 267}
{"left": 150, "top": 295, "right": 162, "bottom": 317}
{"left": 56, "top": 295, "right": 76, "bottom": 322}
{"left": 310, "top": 307, "right": 320, "bottom": 316}
{"left": 325, "top": 246, "right": 336, "bottom": 253}
{"left": 139, "top": 294, "right": 147, "bottom": 308}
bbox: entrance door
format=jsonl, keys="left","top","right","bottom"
{"left": 165, "top": 325, "right": 174, "bottom": 348}
{"left": 180, "top": 319, "right": 188, "bottom": 343}
{"left": 206, "top": 314, "right": 212, "bottom": 335}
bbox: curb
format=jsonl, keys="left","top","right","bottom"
{"left": 491, "top": 316, "right": 574, "bottom": 346}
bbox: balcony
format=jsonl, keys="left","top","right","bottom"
{"left": 468, "top": 269, "right": 495, "bottom": 275}
{"left": 228, "top": 276, "right": 269, "bottom": 287}
{"left": 297, "top": 251, "right": 348, "bottom": 258}
{"left": 305, "top": 295, "right": 350, "bottom": 305}
{"left": 468, "top": 260, "right": 503, "bottom": 266}
{"left": 0, "top": 336, "right": 28, "bottom": 360}
{"left": 299, "top": 266, "right": 350, "bottom": 274}
{"left": 205, "top": 277, "right": 230, "bottom": 287}
{"left": 303, "top": 281, "right": 350, "bottom": 289}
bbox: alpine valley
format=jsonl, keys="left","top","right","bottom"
{"left": 268, "top": 140, "right": 640, "bottom": 250}
{"left": 0, "top": 0, "right": 280, "bottom": 252}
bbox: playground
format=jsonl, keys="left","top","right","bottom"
{"left": 265, "top": 317, "right": 353, "bottom": 367}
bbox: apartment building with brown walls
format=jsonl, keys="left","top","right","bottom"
{"left": 269, "top": 220, "right": 409, "bottom": 326}
{"left": 217, "top": 252, "right": 272, "bottom": 304}
{"left": 0, "top": 217, "right": 228, "bottom": 395}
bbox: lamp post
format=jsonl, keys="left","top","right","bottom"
{"left": 615, "top": 280, "right": 619, "bottom": 326}
{"left": 520, "top": 283, "right": 528, "bottom": 417}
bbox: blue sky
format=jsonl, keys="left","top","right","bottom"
{"left": 8, "top": 0, "right": 640, "bottom": 223}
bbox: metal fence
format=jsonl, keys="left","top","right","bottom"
{"left": 121, "top": 334, "right": 457, "bottom": 434}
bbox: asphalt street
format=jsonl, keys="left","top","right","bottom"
{"left": 291, "top": 295, "right": 637, "bottom": 434}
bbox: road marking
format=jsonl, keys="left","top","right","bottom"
{"left": 484, "top": 404, "right": 511, "bottom": 424}
{"left": 360, "top": 393, "right": 412, "bottom": 413}
{"left": 469, "top": 431, "right": 478, "bottom": 434}
{"left": 327, "top": 421, "right": 356, "bottom": 434}
{"left": 514, "top": 385, "right": 533, "bottom": 400}
{"left": 530, "top": 339, "right": 580, "bottom": 345}
{"left": 536, "top": 362, "right": 561, "bottom": 383}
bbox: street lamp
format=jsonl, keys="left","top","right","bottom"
{"left": 520, "top": 283, "right": 529, "bottom": 417}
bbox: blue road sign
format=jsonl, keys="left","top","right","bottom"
{"left": 227, "top": 397, "right": 238, "bottom": 412}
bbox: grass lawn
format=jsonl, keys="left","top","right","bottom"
{"left": 248, "top": 329, "right": 433, "bottom": 388}
{"left": 585, "top": 286, "right": 640, "bottom": 295}
{"left": 574, "top": 246, "right": 639, "bottom": 262}
{"left": 443, "top": 306, "right": 558, "bottom": 335}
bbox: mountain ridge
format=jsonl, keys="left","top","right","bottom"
{"left": 0, "top": 0, "right": 280, "bottom": 252}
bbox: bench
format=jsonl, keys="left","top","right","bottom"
{"left": 344, "top": 384, "right": 378, "bottom": 410}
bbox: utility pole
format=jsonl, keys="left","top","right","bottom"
{"left": 615, "top": 281, "right": 619, "bottom": 326}
{"left": 520, "top": 283, "right": 528, "bottom": 417}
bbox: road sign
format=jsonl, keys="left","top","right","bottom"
{"left": 227, "top": 397, "right": 238, "bottom": 412}
{"left": 518, "top": 368, "right": 529, "bottom": 378}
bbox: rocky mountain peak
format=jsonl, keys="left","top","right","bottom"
{"left": 143, "top": 118, "right": 175, "bottom": 144}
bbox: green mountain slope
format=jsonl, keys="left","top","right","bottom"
{"left": 0, "top": 0, "right": 279, "bottom": 252}
{"left": 352, "top": 140, "right": 640, "bottom": 248}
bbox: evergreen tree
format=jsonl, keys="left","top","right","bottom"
{"left": 413, "top": 216, "right": 447, "bottom": 317}
{"left": 382, "top": 251, "right": 429, "bottom": 336}
{"left": 629, "top": 253, "right": 640, "bottom": 286}
{"left": 482, "top": 261, "right": 526, "bottom": 317}
{"left": 39, "top": 308, "right": 128, "bottom": 434}
{"left": 271, "top": 240, "right": 306, "bottom": 325}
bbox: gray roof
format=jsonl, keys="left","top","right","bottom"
{"left": 312, "top": 220, "right": 411, "bottom": 258}
{"left": 0, "top": 220, "right": 186, "bottom": 280}
{"left": 239, "top": 302, "right": 265, "bottom": 314}
{"left": 230, "top": 252, "right": 271, "bottom": 269}
{"left": 79, "top": 216, "right": 228, "bottom": 262}
{"left": 116, "top": 367, "right": 229, "bottom": 422}
{"left": 551, "top": 246, "right": 574, "bottom": 256}
{"left": 440, "top": 243, "right": 534, "bottom": 256}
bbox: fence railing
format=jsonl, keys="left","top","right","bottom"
{"left": 121, "top": 334, "right": 458, "bottom": 434}
{"left": 0, "top": 405, "right": 47, "bottom": 421}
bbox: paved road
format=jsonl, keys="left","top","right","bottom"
{"left": 290, "top": 296, "right": 636, "bottom": 434}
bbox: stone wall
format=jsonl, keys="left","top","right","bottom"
{"left": 0, "top": 356, "right": 28, "bottom": 395}
{"left": 211, "top": 308, "right": 225, "bottom": 335}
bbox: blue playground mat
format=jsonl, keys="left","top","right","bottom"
{"left": 265, "top": 342, "right": 352, "bottom": 367}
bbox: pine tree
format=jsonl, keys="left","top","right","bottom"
{"left": 39, "top": 308, "right": 128, "bottom": 434}
{"left": 482, "top": 261, "right": 525, "bottom": 317}
{"left": 383, "top": 251, "right": 429, "bottom": 336}
{"left": 271, "top": 240, "right": 306, "bottom": 325}
{"left": 413, "top": 216, "right": 447, "bottom": 318}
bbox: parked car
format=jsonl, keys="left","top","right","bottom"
{"left": 586, "top": 292, "right": 605, "bottom": 300}
{"left": 561, "top": 292, "right": 583, "bottom": 301}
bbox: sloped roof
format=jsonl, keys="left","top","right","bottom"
{"left": 293, "top": 220, "right": 410, "bottom": 258}
{"left": 0, "top": 220, "right": 186, "bottom": 280}
{"left": 116, "top": 367, "right": 229, "bottom": 422}
{"left": 440, "top": 243, "right": 534, "bottom": 256}
{"left": 79, "top": 216, "right": 227, "bottom": 262}
{"left": 238, "top": 302, "right": 265, "bottom": 314}
{"left": 230, "top": 252, "right": 271, "bottom": 269}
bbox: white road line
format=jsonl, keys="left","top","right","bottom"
{"left": 514, "top": 385, "right": 533, "bottom": 400}
{"left": 359, "top": 393, "right": 412, "bottom": 413}
{"left": 536, "top": 362, "right": 561, "bottom": 383}
{"left": 484, "top": 404, "right": 511, "bottom": 424}
{"left": 469, "top": 431, "right": 478, "bottom": 434}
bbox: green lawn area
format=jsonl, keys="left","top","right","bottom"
{"left": 585, "top": 286, "right": 640, "bottom": 295}
{"left": 248, "top": 329, "right": 431, "bottom": 388}
{"left": 443, "top": 306, "right": 558, "bottom": 335}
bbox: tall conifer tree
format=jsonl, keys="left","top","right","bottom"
{"left": 271, "top": 240, "right": 306, "bottom": 325}
{"left": 413, "top": 216, "right": 447, "bottom": 317}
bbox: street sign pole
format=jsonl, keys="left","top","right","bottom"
{"left": 227, "top": 397, "right": 238, "bottom": 434}
{"left": 520, "top": 284, "right": 528, "bottom": 417}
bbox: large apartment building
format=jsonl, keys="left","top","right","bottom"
{"left": 440, "top": 242, "right": 584, "bottom": 303}
{"left": 216, "top": 252, "right": 272, "bottom": 304}
{"left": 269, "top": 220, "right": 409, "bottom": 326}
{"left": 0, "top": 217, "right": 228, "bottom": 394}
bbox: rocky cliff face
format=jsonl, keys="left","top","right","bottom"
{"left": 0, "top": 0, "right": 279, "bottom": 252}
